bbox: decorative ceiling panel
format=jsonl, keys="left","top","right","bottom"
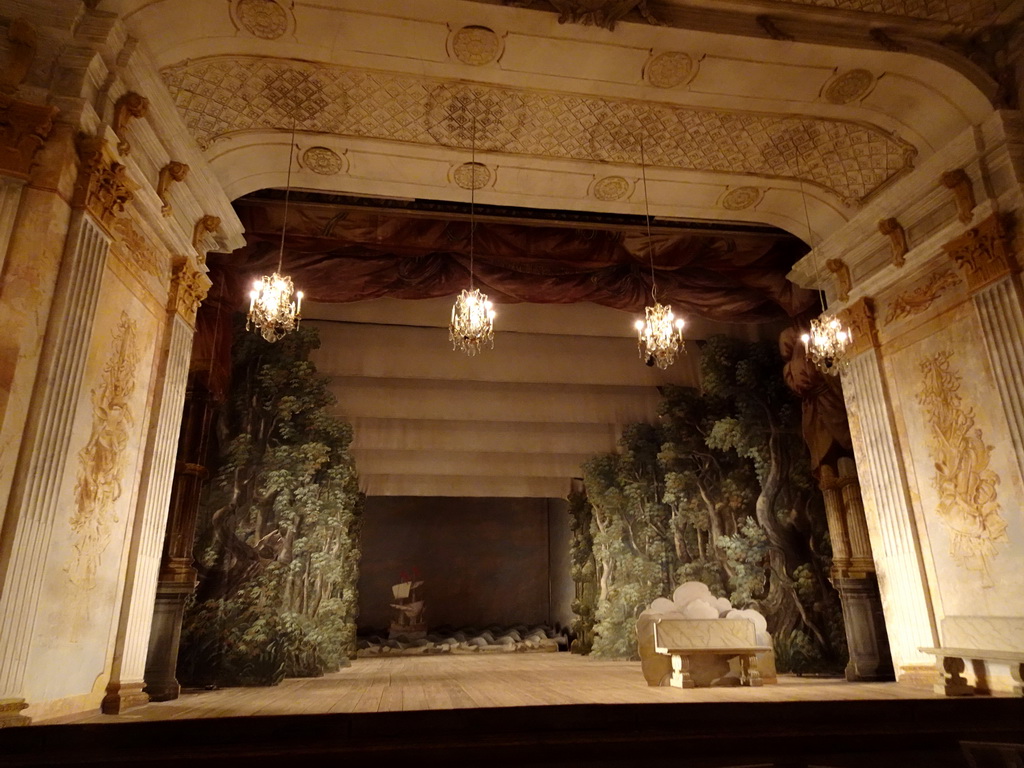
{"left": 162, "top": 56, "right": 916, "bottom": 204}
{"left": 758, "top": 0, "right": 1006, "bottom": 24}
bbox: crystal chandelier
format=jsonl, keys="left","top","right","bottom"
{"left": 247, "top": 119, "right": 303, "bottom": 343}
{"left": 796, "top": 155, "right": 852, "bottom": 376}
{"left": 633, "top": 138, "right": 686, "bottom": 369}
{"left": 449, "top": 115, "right": 496, "bottom": 355}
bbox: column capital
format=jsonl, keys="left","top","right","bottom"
{"left": 0, "top": 96, "right": 58, "bottom": 181}
{"left": 73, "top": 134, "right": 137, "bottom": 233}
{"left": 169, "top": 257, "right": 211, "bottom": 325}
{"left": 942, "top": 213, "right": 1016, "bottom": 293}
{"left": 837, "top": 297, "right": 877, "bottom": 357}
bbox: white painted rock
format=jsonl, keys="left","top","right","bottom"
{"left": 680, "top": 599, "right": 720, "bottom": 620}
{"left": 673, "top": 581, "right": 712, "bottom": 607}
{"left": 726, "top": 608, "right": 768, "bottom": 634}
{"left": 715, "top": 597, "right": 733, "bottom": 614}
{"left": 650, "top": 597, "right": 679, "bottom": 614}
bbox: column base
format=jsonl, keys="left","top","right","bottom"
{"left": 834, "top": 573, "right": 895, "bottom": 682}
{"left": 144, "top": 678, "right": 181, "bottom": 702}
{"left": 0, "top": 698, "right": 30, "bottom": 728}
{"left": 101, "top": 681, "right": 150, "bottom": 714}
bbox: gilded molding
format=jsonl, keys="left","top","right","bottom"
{"left": 192, "top": 214, "right": 221, "bottom": 263}
{"left": 838, "top": 297, "right": 877, "bottom": 357}
{"left": 169, "top": 257, "right": 210, "bottom": 322}
{"left": 878, "top": 217, "right": 908, "bottom": 268}
{"left": 883, "top": 270, "right": 961, "bottom": 324}
{"left": 112, "top": 91, "right": 149, "bottom": 156}
{"left": 942, "top": 213, "right": 1015, "bottom": 293}
{"left": 917, "top": 350, "right": 1007, "bottom": 586}
{"left": 157, "top": 161, "right": 190, "bottom": 216}
{"left": 826, "top": 258, "right": 852, "bottom": 301}
{"left": 74, "top": 134, "right": 137, "bottom": 231}
{"left": 940, "top": 168, "right": 976, "bottom": 224}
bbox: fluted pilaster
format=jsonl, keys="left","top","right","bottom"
{"left": 0, "top": 212, "right": 108, "bottom": 720}
{"left": 845, "top": 350, "right": 937, "bottom": 675}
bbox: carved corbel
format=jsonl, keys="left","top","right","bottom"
{"left": 192, "top": 215, "right": 221, "bottom": 264}
{"left": 837, "top": 297, "right": 877, "bottom": 357}
{"left": 756, "top": 15, "right": 793, "bottom": 41}
{"left": 878, "top": 217, "right": 908, "bottom": 267}
{"left": 942, "top": 213, "right": 1015, "bottom": 293}
{"left": 869, "top": 29, "right": 906, "bottom": 53}
{"left": 940, "top": 169, "right": 976, "bottom": 225}
{"left": 169, "top": 257, "right": 210, "bottom": 324}
{"left": 112, "top": 91, "right": 149, "bottom": 156}
{"left": 73, "top": 134, "right": 137, "bottom": 231}
{"left": 157, "top": 161, "right": 190, "bottom": 216}
{"left": 0, "top": 18, "right": 37, "bottom": 96}
{"left": 826, "top": 258, "right": 852, "bottom": 302}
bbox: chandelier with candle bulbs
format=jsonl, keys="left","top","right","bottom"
{"left": 247, "top": 119, "right": 303, "bottom": 343}
{"left": 796, "top": 154, "right": 852, "bottom": 376}
{"left": 633, "top": 138, "right": 685, "bottom": 369}
{"left": 449, "top": 115, "right": 496, "bottom": 356}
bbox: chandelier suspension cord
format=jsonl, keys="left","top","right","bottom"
{"left": 640, "top": 137, "right": 657, "bottom": 301}
{"left": 469, "top": 113, "right": 476, "bottom": 291}
{"left": 278, "top": 115, "right": 297, "bottom": 275}
{"left": 798, "top": 148, "right": 826, "bottom": 314}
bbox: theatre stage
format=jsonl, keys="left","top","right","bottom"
{"left": 6, "top": 654, "right": 1021, "bottom": 768}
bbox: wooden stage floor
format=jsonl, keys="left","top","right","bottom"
{"left": 68, "top": 653, "right": 947, "bottom": 724}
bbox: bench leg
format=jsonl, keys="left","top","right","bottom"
{"left": 739, "top": 655, "right": 763, "bottom": 687}
{"left": 670, "top": 654, "right": 695, "bottom": 689}
{"left": 934, "top": 655, "right": 974, "bottom": 696}
{"left": 1011, "top": 663, "right": 1023, "bottom": 698}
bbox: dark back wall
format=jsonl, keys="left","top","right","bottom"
{"left": 358, "top": 496, "right": 568, "bottom": 631}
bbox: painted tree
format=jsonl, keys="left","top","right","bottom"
{"left": 566, "top": 488, "right": 598, "bottom": 654}
{"left": 179, "top": 324, "right": 363, "bottom": 687}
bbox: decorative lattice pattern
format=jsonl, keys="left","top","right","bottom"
{"left": 767, "top": 0, "right": 1005, "bottom": 24}
{"left": 162, "top": 57, "right": 916, "bottom": 203}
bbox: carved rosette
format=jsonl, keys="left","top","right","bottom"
{"left": 234, "top": 0, "right": 290, "bottom": 39}
{"left": 592, "top": 175, "right": 630, "bottom": 201}
{"left": 454, "top": 162, "right": 490, "bottom": 190}
{"left": 169, "top": 258, "right": 211, "bottom": 324}
{"left": 823, "top": 69, "right": 876, "bottom": 104}
{"left": 450, "top": 26, "right": 502, "bottom": 66}
{"left": 721, "top": 186, "right": 762, "bottom": 211}
{"left": 74, "top": 135, "right": 137, "bottom": 232}
{"left": 644, "top": 52, "right": 695, "bottom": 89}
{"left": 942, "top": 213, "right": 1015, "bottom": 293}
{"left": 302, "top": 146, "right": 346, "bottom": 175}
{"left": 837, "top": 297, "right": 877, "bottom": 357}
{"left": 0, "top": 97, "right": 58, "bottom": 180}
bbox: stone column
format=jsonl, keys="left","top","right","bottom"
{"left": 102, "top": 261, "right": 209, "bottom": 713}
{"left": 0, "top": 136, "right": 126, "bottom": 725}
{"left": 839, "top": 298, "right": 938, "bottom": 681}
{"left": 143, "top": 374, "right": 218, "bottom": 701}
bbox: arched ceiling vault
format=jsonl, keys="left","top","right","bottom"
{"left": 103, "top": 0, "right": 1015, "bottom": 245}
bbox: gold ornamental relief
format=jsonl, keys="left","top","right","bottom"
{"left": 916, "top": 350, "right": 1008, "bottom": 586}
{"left": 66, "top": 312, "right": 140, "bottom": 620}
{"left": 883, "top": 269, "right": 960, "bottom": 324}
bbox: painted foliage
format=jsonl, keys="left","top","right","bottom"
{"left": 179, "top": 324, "right": 363, "bottom": 686}
{"left": 578, "top": 336, "right": 846, "bottom": 673}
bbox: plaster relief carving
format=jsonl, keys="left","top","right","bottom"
{"left": 454, "top": 161, "right": 490, "bottom": 190}
{"left": 721, "top": 186, "right": 762, "bottom": 210}
{"left": 838, "top": 297, "right": 877, "bottom": 357}
{"left": 917, "top": 350, "right": 1007, "bottom": 586}
{"left": 110, "top": 217, "right": 164, "bottom": 282}
{"left": 0, "top": 96, "right": 57, "bottom": 180}
{"left": 74, "top": 135, "right": 137, "bottom": 231}
{"left": 0, "top": 18, "right": 36, "bottom": 95}
{"left": 826, "top": 258, "right": 851, "bottom": 301}
{"left": 157, "top": 161, "right": 189, "bottom": 216}
{"left": 192, "top": 215, "right": 221, "bottom": 264}
{"left": 450, "top": 26, "right": 501, "bottom": 66}
{"left": 234, "top": 0, "right": 289, "bottom": 39}
{"left": 878, "top": 217, "right": 908, "bottom": 267}
{"left": 940, "top": 168, "right": 977, "bottom": 224}
{"left": 66, "top": 312, "right": 140, "bottom": 608}
{"left": 883, "top": 270, "right": 960, "bottom": 324}
{"left": 942, "top": 213, "right": 1014, "bottom": 292}
{"left": 170, "top": 258, "right": 209, "bottom": 321}
{"left": 592, "top": 175, "right": 630, "bottom": 201}
{"left": 644, "top": 52, "right": 695, "bottom": 89}
{"left": 301, "top": 146, "right": 345, "bottom": 175}
{"left": 505, "top": 0, "right": 659, "bottom": 30}
{"left": 823, "top": 69, "right": 876, "bottom": 105}
{"left": 112, "top": 92, "right": 149, "bottom": 156}
{"left": 163, "top": 57, "right": 916, "bottom": 203}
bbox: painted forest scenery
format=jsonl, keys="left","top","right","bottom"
{"left": 571, "top": 335, "right": 847, "bottom": 674}
{"left": 179, "top": 324, "right": 363, "bottom": 687}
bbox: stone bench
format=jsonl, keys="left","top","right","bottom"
{"left": 653, "top": 618, "right": 771, "bottom": 689}
{"left": 920, "top": 646, "right": 1024, "bottom": 697}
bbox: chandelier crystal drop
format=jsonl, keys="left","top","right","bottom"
{"left": 246, "top": 273, "right": 303, "bottom": 343}
{"left": 635, "top": 303, "right": 686, "bottom": 369}
{"left": 449, "top": 287, "right": 496, "bottom": 356}
{"left": 800, "top": 313, "right": 852, "bottom": 377}
{"left": 247, "top": 118, "right": 303, "bottom": 343}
